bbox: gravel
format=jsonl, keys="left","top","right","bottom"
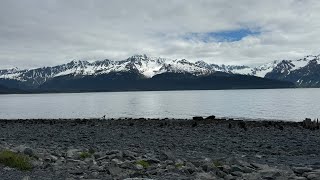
{"left": 0, "top": 118, "right": 319, "bottom": 179}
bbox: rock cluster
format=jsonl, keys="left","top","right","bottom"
{"left": 0, "top": 118, "right": 320, "bottom": 179}
{"left": 1, "top": 145, "right": 320, "bottom": 180}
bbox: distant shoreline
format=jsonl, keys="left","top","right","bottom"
{"left": 0, "top": 85, "right": 300, "bottom": 95}
{"left": 0, "top": 117, "right": 311, "bottom": 123}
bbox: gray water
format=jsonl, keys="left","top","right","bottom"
{"left": 0, "top": 89, "right": 319, "bottom": 121}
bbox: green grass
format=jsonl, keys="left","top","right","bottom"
{"left": 175, "top": 163, "right": 184, "bottom": 168}
{"left": 0, "top": 150, "right": 32, "bottom": 171}
{"left": 136, "top": 160, "right": 150, "bottom": 168}
{"left": 212, "top": 160, "right": 223, "bottom": 167}
{"left": 79, "top": 151, "right": 91, "bottom": 159}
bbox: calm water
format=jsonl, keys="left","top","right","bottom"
{"left": 0, "top": 89, "right": 319, "bottom": 121}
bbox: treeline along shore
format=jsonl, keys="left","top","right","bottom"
{"left": 1, "top": 117, "right": 320, "bottom": 179}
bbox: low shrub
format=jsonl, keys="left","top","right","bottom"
{"left": 0, "top": 150, "right": 32, "bottom": 171}
{"left": 212, "top": 160, "right": 223, "bottom": 167}
{"left": 136, "top": 160, "right": 150, "bottom": 168}
{"left": 79, "top": 151, "right": 91, "bottom": 159}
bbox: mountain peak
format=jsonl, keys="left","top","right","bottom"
{"left": 1, "top": 53, "right": 320, "bottom": 88}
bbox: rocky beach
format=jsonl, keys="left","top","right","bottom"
{"left": 0, "top": 118, "right": 320, "bottom": 180}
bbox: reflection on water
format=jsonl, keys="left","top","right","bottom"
{"left": 0, "top": 88, "right": 319, "bottom": 121}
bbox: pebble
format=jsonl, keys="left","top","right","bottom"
{"left": 0, "top": 118, "right": 320, "bottom": 179}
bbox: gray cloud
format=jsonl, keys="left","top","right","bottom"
{"left": 0, "top": 0, "right": 319, "bottom": 69}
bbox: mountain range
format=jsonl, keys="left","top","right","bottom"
{"left": 1, "top": 54, "right": 318, "bottom": 93}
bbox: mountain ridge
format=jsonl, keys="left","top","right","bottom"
{"left": 0, "top": 54, "right": 319, "bottom": 91}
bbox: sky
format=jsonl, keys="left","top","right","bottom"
{"left": 0, "top": 0, "right": 320, "bottom": 69}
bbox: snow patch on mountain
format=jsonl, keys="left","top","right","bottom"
{"left": 0, "top": 54, "right": 320, "bottom": 87}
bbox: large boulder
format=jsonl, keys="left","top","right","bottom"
{"left": 193, "top": 116, "right": 204, "bottom": 121}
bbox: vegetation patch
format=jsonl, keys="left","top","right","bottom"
{"left": 136, "top": 160, "right": 150, "bottom": 168}
{"left": 175, "top": 163, "right": 184, "bottom": 168}
{"left": 213, "top": 160, "right": 223, "bottom": 167}
{"left": 0, "top": 150, "right": 32, "bottom": 171}
{"left": 79, "top": 151, "right": 92, "bottom": 159}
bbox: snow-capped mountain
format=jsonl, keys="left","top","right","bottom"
{"left": 265, "top": 56, "right": 320, "bottom": 87}
{"left": 0, "top": 54, "right": 319, "bottom": 89}
{"left": 226, "top": 54, "right": 320, "bottom": 87}
{"left": 0, "top": 55, "right": 213, "bottom": 88}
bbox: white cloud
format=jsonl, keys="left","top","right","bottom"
{"left": 0, "top": 0, "right": 319, "bottom": 68}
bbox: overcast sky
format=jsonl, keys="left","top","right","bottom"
{"left": 0, "top": 0, "right": 320, "bottom": 69}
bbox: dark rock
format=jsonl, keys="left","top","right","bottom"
{"left": 192, "top": 122, "right": 198, "bottom": 127}
{"left": 193, "top": 116, "right": 204, "bottom": 121}
{"left": 238, "top": 121, "right": 247, "bottom": 131}
{"left": 205, "top": 115, "right": 216, "bottom": 120}
{"left": 292, "top": 167, "right": 313, "bottom": 174}
{"left": 279, "top": 125, "right": 284, "bottom": 130}
{"left": 159, "top": 151, "right": 175, "bottom": 161}
{"left": 23, "top": 147, "right": 34, "bottom": 156}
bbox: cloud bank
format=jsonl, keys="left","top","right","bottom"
{"left": 0, "top": 0, "right": 319, "bottom": 68}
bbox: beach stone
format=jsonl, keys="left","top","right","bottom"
{"left": 224, "top": 174, "right": 236, "bottom": 180}
{"left": 205, "top": 115, "right": 216, "bottom": 120}
{"left": 259, "top": 169, "right": 282, "bottom": 179}
{"left": 159, "top": 151, "right": 175, "bottom": 161}
{"left": 91, "top": 171, "right": 99, "bottom": 178}
{"left": 69, "top": 169, "right": 84, "bottom": 175}
{"left": 231, "top": 171, "right": 244, "bottom": 177}
{"left": 166, "top": 165, "right": 176, "bottom": 171}
{"left": 3, "top": 167, "right": 13, "bottom": 171}
{"left": 106, "top": 150, "right": 121, "bottom": 155}
{"left": 230, "top": 165, "right": 243, "bottom": 172}
{"left": 123, "top": 150, "right": 138, "bottom": 160}
{"left": 216, "top": 169, "right": 228, "bottom": 178}
{"left": 221, "top": 165, "right": 231, "bottom": 173}
{"left": 14, "top": 145, "right": 34, "bottom": 156}
{"left": 124, "top": 178, "right": 153, "bottom": 180}
{"left": 238, "top": 165, "right": 255, "bottom": 173}
{"left": 93, "top": 152, "right": 104, "bottom": 159}
{"left": 23, "top": 147, "right": 34, "bottom": 156}
{"left": 45, "top": 155, "right": 58, "bottom": 162}
{"left": 307, "top": 173, "right": 320, "bottom": 180}
{"left": 135, "top": 164, "right": 144, "bottom": 170}
{"left": 193, "top": 116, "right": 204, "bottom": 121}
{"left": 31, "top": 159, "right": 43, "bottom": 167}
{"left": 108, "top": 166, "right": 122, "bottom": 176}
{"left": 67, "top": 149, "right": 80, "bottom": 159}
{"left": 291, "top": 177, "right": 307, "bottom": 180}
{"left": 184, "top": 162, "right": 197, "bottom": 174}
{"left": 292, "top": 167, "right": 313, "bottom": 174}
{"left": 195, "top": 172, "right": 217, "bottom": 180}
{"left": 22, "top": 176, "right": 31, "bottom": 180}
